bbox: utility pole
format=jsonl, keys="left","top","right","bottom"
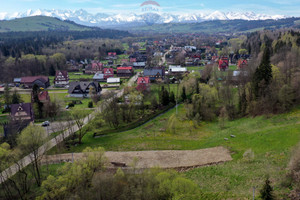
{"left": 253, "top": 186, "right": 256, "bottom": 200}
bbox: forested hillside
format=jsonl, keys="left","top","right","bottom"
{"left": 0, "top": 16, "right": 93, "bottom": 32}
{"left": 123, "top": 18, "right": 300, "bottom": 34}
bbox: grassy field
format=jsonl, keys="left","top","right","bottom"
{"left": 47, "top": 102, "right": 300, "bottom": 198}
{"left": 229, "top": 65, "right": 238, "bottom": 70}
{"left": 49, "top": 72, "right": 94, "bottom": 84}
{"left": 187, "top": 66, "right": 205, "bottom": 71}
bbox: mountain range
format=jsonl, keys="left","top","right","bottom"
{"left": 0, "top": 9, "right": 288, "bottom": 28}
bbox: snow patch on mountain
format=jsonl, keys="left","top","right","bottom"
{"left": 0, "top": 9, "right": 288, "bottom": 27}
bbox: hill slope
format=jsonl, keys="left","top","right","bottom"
{"left": 0, "top": 16, "right": 93, "bottom": 32}
{"left": 122, "top": 18, "right": 300, "bottom": 34}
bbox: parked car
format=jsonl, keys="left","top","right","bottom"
{"left": 42, "top": 121, "right": 50, "bottom": 127}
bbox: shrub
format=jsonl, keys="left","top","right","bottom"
{"left": 88, "top": 101, "right": 94, "bottom": 108}
{"left": 68, "top": 103, "right": 75, "bottom": 108}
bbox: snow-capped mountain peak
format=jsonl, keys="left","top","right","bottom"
{"left": 0, "top": 9, "right": 288, "bottom": 27}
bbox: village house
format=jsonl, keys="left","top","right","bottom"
{"left": 143, "top": 68, "right": 165, "bottom": 81}
{"left": 10, "top": 103, "right": 34, "bottom": 122}
{"left": 228, "top": 71, "right": 250, "bottom": 84}
{"left": 107, "top": 60, "right": 114, "bottom": 66}
{"left": 54, "top": 70, "right": 69, "bottom": 87}
{"left": 132, "top": 62, "right": 146, "bottom": 69}
{"left": 103, "top": 68, "right": 114, "bottom": 79}
{"left": 136, "top": 77, "right": 150, "bottom": 92}
{"left": 85, "top": 61, "right": 104, "bottom": 74}
{"left": 31, "top": 91, "right": 50, "bottom": 104}
{"left": 3, "top": 103, "right": 35, "bottom": 138}
{"left": 129, "top": 52, "right": 147, "bottom": 62}
{"left": 66, "top": 60, "right": 81, "bottom": 72}
{"left": 184, "top": 46, "right": 197, "bottom": 52}
{"left": 219, "top": 57, "right": 229, "bottom": 71}
{"left": 93, "top": 72, "right": 105, "bottom": 82}
{"left": 107, "top": 77, "right": 120, "bottom": 84}
{"left": 68, "top": 82, "right": 102, "bottom": 98}
{"left": 237, "top": 59, "right": 248, "bottom": 69}
{"left": 17, "top": 76, "right": 50, "bottom": 89}
{"left": 117, "top": 66, "right": 134, "bottom": 77}
{"left": 168, "top": 65, "right": 188, "bottom": 75}
{"left": 106, "top": 52, "right": 117, "bottom": 60}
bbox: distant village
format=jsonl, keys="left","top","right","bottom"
{"left": 0, "top": 35, "right": 251, "bottom": 142}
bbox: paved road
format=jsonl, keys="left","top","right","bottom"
{"left": 0, "top": 73, "right": 139, "bottom": 184}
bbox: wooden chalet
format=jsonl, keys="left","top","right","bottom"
{"left": 103, "top": 68, "right": 114, "bottom": 79}
{"left": 117, "top": 67, "right": 134, "bottom": 77}
{"left": 68, "top": 82, "right": 102, "bottom": 98}
{"left": 54, "top": 70, "right": 69, "bottom": 87}
{"left": 143, "top": 68, "right": 165, "bottom": 81}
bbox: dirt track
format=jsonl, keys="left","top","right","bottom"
{"left": 42, "top": 146, "right": 232, "bottom": 169}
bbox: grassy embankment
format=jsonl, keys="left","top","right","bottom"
{"left": 47, "top": 102, "right": 300, "bottom": 198}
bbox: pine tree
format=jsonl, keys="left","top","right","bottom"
{"left": 169, "top": 91, "right": 176, "bottom": 104}
{"left": 260, "top": 178, "right": 274, "bottom": 200}
{"left": 162, "top": 89, "right": 170, "bottom": 106}
{"left": 159, "top": 86, "right": 165, "bottom": 105}
{"left": 196, "top": 80, "right": 200, "bottom": 94}
{"left": 181, "top": 86, "right": 187, "bottom": 101}
{"left": 11, "top": 90, "right": 21, "bottom": 104}
{"left": 4, "top": 84, "right": 11, "bottom": 106}
{"left": 252, "top": 47, "right": 273, "bottom": 97}
{"left": 49, "top": 64, "right": 56, "bottom": 76}
{"left": 32, "top": 84, "right": 44, "bottom": 119}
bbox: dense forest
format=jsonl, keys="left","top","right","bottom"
{"left": 0, "top": 30, "right": 132, "bottom": 82}
{"left": 180, "top": 29, "right": 300, "bottom": 122}
{"left": 125, "top": 17, "right": 300, "bottom": 34}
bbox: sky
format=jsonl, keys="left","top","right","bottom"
{"left": 1, "top": 0, "right": 300, "bottom": 16}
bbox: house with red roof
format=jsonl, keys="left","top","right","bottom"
{"left": 108, "top": 52, "right": 117, "bottom": 56}
{"left": 31, "top": 91, "right": 50, "bottom": 103}
{"left": 136, "top": 77, "right": 150, "bottom": 92}
{"left": 237, "top": 59, "right": 248, "bottom": 69}
{"left": 54, "top": 70, "right": 69, "bottom": 87}
{"left": 117, "top": 66, "right": 134, "bottom": 77}
{"left": 103, "top": 68, "right": 114, "bottom": 79}
{"left": 130, "top": 58, "right": 137, "bottom": 63}
{"left": 20, "top": 76, "right": 50, "bottom": 88}
{"left": 85, "top": 61, "right": 103, "bottom": 74}
{"left": 107, "top": 52, "right": 117, "bottom": 60}
{"left": 219, "top": 57, "right": 229, "bottom": 71}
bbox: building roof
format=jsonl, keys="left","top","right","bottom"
{"left": 55, "top": 70, "right": 68, "bottom": 78}
{"left": 93, "top": 73, "right": 104, "bottom": 80}
{"left": 68, "top": 81, "right": 101, "bottom": 94}
{"left": 10, "top": 103, "right": 34, "bottom": 121}
{"left": 144, "top": 68, "right": 164, "bottom": 76}
{"left": 237, "top": 59, "right": 248, "bottom": 68}
{"left": 14, "top": 78, "right": 21, "bottom": 83}
{"left": 137, "top": 77, "right": 150, "bottom": 84}
{"left": 103, "top": 68, "right": 114, "bottom": 74}
{"left": 107, "top": 77, "right": 120, "bottom": 83}
{"left": 169, "top": 66, "right": 187, "bottom": 72}
{"left": 117, "top": 67, "right": 133, "bottom": 70}
{"left": 38, "top": 91, "right": 50, "bottom": 102}
{"left": 133, "top": 62, "right": 146, "bottom": 67}
{"left": 20, "top": 76, "right": 49, "bottom": 84}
